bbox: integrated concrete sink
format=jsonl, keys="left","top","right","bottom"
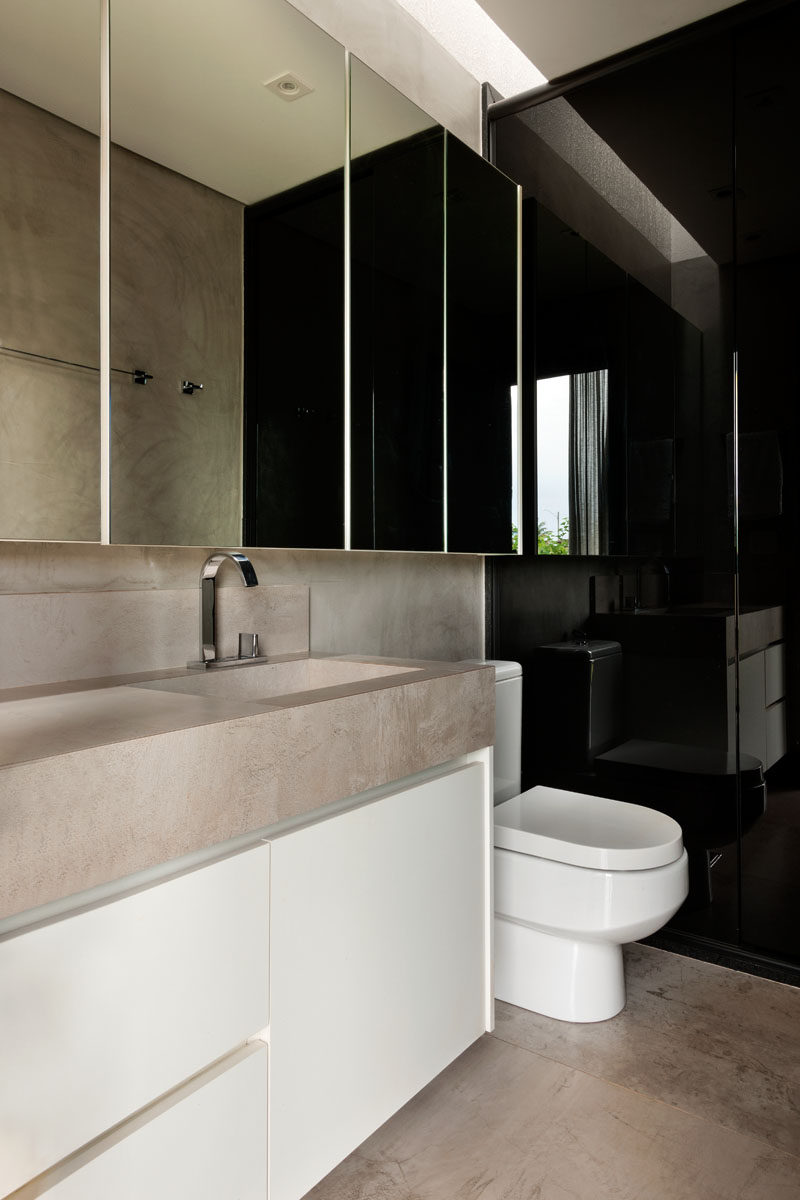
{"left": 1, "top": 655, "right": 494, "bottom": 920}
{"left": 134, "top": 655, "right": 425, "bottom": 704}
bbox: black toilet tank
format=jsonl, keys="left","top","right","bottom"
{"left": 531, "top": 639, "right": 623, "bottom": 772}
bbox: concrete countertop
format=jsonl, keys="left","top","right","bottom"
{"left": 0, "top": 654, "right": 495, "bottom": 922}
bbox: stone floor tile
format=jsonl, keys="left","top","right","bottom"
{"left": 306, "top": 1035, "right": 800, "bottom": 1200}
{"left": 492, "top": 943, "right": 800, "bottom": 1156}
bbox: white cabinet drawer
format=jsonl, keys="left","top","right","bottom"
{"left": 0, "top": 842, "right": 269, "bottom": 1195}
{"left": 32, "top": 1044, "right": 268, "bottom": 1200}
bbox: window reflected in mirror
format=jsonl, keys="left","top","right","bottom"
{"left": 536, "top": 368, "right": 608, "bottom": 555}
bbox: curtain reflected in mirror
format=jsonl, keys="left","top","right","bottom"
{"left": 537, "top": 368, "right": 608, "bottom": 555}
{"left": 570, "top": 369, "right": 608, "bottom": 555}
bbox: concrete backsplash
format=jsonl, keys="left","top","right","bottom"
{"left": 0, "top": 543, "right": 484, "bottom": 690}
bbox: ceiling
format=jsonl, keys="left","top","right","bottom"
{"left": 473, "top": 0, "right": 744, "bottom": 81}
{"left": 0, "top": 0, "right": 431, "bottom": 206}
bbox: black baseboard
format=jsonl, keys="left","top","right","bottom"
{"left": 642, "top": 930, "right": 800, "bottom": 988}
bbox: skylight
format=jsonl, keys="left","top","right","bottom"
{"left": 394, "top": 0, "right": 545, "bottom": 99}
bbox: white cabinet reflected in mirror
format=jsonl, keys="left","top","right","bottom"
{"left": 0, "top": 0, "right": 101, "bottom": 541}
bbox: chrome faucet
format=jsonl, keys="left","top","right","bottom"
{"left": 188, "top": 550, "right": 259, "bottom": 668}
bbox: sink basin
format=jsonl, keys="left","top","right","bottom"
{"left": 134, "top": 656, "right": 425, "bottom": 704}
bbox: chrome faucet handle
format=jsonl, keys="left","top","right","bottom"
{"left": 238, "top": 632, "right": 260, "bottom": 659}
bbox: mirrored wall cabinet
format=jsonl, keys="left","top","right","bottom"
{"left": 246, "top": 56, "right": 519, "bottom": 553}
{"left": 0, "top": 0, "right": 520, "bottom": 553}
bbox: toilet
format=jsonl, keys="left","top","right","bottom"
{"left": 489, "top": 660, "right": 689, "bottom": 1023}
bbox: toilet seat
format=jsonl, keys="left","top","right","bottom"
{"left": 494, "top": 786, "right": 684, "bottom": 871}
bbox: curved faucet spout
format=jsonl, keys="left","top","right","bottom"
{"left": 200, "top": 550, "right": 258, "bottom": 589}
{"left": 198, "top": 550, "right": 259, "bottom": 665}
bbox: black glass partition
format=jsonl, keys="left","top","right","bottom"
{"left": 490, "top": 4, "right": 800, "bottom": 974}
{"left": 735, "top": 0, "right": 800, "bottom": 966}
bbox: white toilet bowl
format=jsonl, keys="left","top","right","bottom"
{"left": 494, "top": 785, "right": 689, "bottom": 1022}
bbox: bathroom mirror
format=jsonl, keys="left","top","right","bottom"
{"left": 0, "top": 0, "right": 101, "bottom": 541}
{"left": 1, "top": 0, "right": 519, "bottom": 552}
{"left": 349, "top": 57, "right": 444, "bottom": 551}
{"left": 246, "top": 53, "right": 520, "bottom": 553}
{"left": 445, "top": 133, "right": 519, "bottom": 554}
{"left": 349, "top": 57, "right": 520, "bottom": 553}
{"left": 109, "top": 0, "right": 346, "bottom": 545}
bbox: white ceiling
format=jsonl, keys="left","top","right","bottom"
{"left": 1, "top": 0, "right": 748, "bottom": 205}
{"left": 0, "top": 0, "right": 431, "bottom": 205}
{"left": 472, "top": 0, "right": 743, "bottom": 82}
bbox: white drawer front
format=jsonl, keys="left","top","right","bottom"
{"left": 269, "top": 763, "right": 488, "bottom": 1200}
{"left": 0, "top": 842, "right": 269, "bottom": 1195}
{"left": 34, "top": 1044, "right": 268, "bottom": 1200}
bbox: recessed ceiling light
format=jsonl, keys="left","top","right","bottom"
{"left": 263, "top": 72, "right": 313, "bottom": 102}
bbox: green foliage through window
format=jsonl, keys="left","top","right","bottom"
{"left": 537, "top": 516, "right": 569, "bottom": 555}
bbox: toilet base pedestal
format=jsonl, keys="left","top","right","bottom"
{"left": 494, "top": 917, "right": 626, "bottom": 1022}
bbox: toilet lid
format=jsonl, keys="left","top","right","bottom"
{"left": 494, "top": 786, "right": 684, "bottom": 871}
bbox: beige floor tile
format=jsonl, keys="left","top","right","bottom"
{"left": 306, "top": 1035, "right": 800, "bottom": 1200}
{"left": 492, "top": 944, "right": 800, "bottom": 1157}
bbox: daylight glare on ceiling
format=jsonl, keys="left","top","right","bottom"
{"left": 394, "top": 0, "right": 545, "bottom": 98}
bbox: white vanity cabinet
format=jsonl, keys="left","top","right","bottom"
{"left": 1, "top": 753, "right": 491, "bottom": 1199}
{"left": 267, "top": 761, "right": 490, "bottom": 1200}
{"left": 0, "top": 843, "right": 270, "bottom": 1197}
